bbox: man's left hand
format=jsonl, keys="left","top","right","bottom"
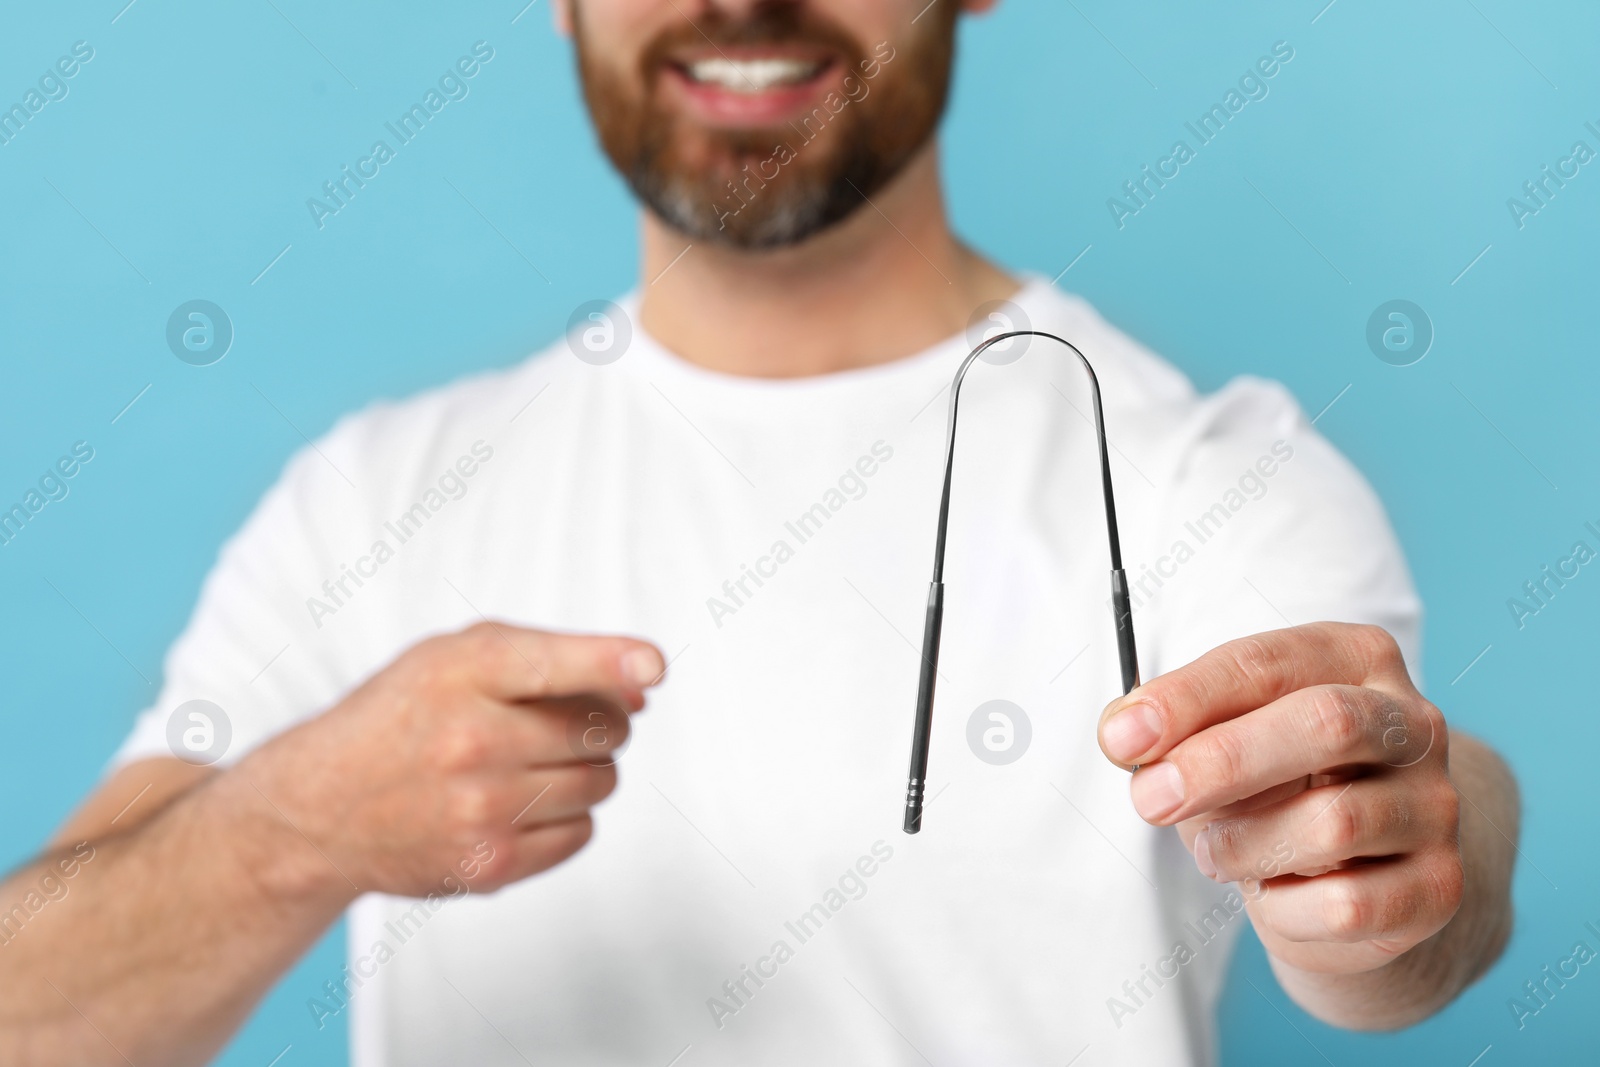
{"left": 1097, "top": 622, "right": 1464, "bottom": 976}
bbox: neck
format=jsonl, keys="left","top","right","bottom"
{"left": 637, "top": 142, "right": 1019, "bottom": 378}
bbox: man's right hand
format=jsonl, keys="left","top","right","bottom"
{"left": 234, "top": 622, "right": 665, "bottom": 899}
{"left": 0, "top": 623, "right": 663, "bottom": 1067}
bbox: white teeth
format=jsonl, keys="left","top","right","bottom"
{"left": 685, "top": 57, "right": 822, "bottom": 93}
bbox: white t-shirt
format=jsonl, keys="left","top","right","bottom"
{"left": 114, "top": 276, "right": 1420, "bottom": 1066}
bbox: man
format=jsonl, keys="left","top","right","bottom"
{"left": 0, "top": 1, "right": 1517, "bottom": 1064}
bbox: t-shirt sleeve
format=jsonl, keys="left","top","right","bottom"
{"left": 1137, "top": 376, "right": 1424, "bottom": 689}
{"left": 108, "top": 429, "right": 361, "bottom": 772}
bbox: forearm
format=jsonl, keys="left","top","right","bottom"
{"left": 1271, "top": 730, "right": 1519, "bottom": 1029}
{"left": 0, "top": 763, "right": 356, "bottom": 1066}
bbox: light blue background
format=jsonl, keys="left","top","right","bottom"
{"left": 2, "top": 1, "right": 1595, "bottom": 1064}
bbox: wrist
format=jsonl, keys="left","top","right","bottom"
{"left": 205, "top": 746, "right": 363, "bottom": 913}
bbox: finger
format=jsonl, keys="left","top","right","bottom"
{"left": 508, "top": 815, "right": 596, "bottom": 878}
{"left": 1247, "top": 846, "right": 1463, "bottom": 946}
{"left": 526, "top": 695, "right": 634, "bottom": 766}
{"left": 1173, "top": 779, "right": 1317, "bottom": 854}
{"left": 501, "top": 695, "right": 635, "bottom": 767}
{"left": 436, "top": 694, "right": 635, "bottom": 771}
{"left": 1195, "top": 778, "right": 1446, "bottom": 884}
{"left": 451, "top": 622, "right": 666, "bottom": 702}
{"left": 445, "top": 763, "right": 617, "bottom": 842}
{"left": 1126, "top": 684, "right": 1429, "bottom": 824}
{"left": 1097, "top": 623, "right": 1407, "bottom": 770}
{"left": 505, "top": 764, "right": 619, "bottom": 826}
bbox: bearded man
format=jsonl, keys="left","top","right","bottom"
{"left": 0, "top": 2, "right": 1516, "bottom": 1065}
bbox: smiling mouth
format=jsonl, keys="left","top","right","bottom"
{"left": 675, "top": 55, "right": 833, "bottom": 93}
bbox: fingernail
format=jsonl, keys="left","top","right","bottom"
{"left": 1130, "top": 762, "right": 1185, "bottom": 822}
{"left": 622, "top": 648, "right": 665, "bottom": 687}
{"left": 1193, "top": 827, "right": 1218, "bottom": 881}
{"left": 1102, "top": 702, "right": 1162, "bottom": 763}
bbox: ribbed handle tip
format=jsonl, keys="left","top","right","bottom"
{"left": 902, "top": 779, "right": 923, "bottom": 834}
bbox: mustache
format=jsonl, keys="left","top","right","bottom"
{"left": 638, "top": 4, "right": 867, "bottom": 73}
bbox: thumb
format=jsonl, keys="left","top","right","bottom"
{"left": 1097, "top": 689, "right": 1156, "bottom": 773}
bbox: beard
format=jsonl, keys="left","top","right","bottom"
{"left": 573, "top": 3, "right": 958, "bottom": 250}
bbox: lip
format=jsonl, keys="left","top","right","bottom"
{"left": 659, "top": 49, "right": 842, "bottom": 129}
